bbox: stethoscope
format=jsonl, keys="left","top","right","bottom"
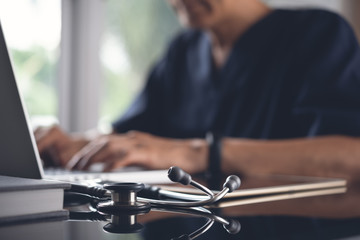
{"left": 66, "top": 166, "right": 241, "bottom": 213}
{"left": 66, "top": 166, "right": 241, "bottom": 239}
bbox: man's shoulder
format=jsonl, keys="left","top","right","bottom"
{"left": 272, "top": 8, "right": 358, "bottom": 51}
{"left": 277, "top": 8, "right": 352, "bottom": 33}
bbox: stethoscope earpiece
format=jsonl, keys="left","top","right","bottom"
{"left": 223, "top": 219, "right": 241, "bottom": 234}
{"left": 168, "top": 166, "right": 192, "bottom": 185}
{"left": 223, "top": 175, "right": 241, "bottom": 193}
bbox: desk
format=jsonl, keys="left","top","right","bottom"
{"left": 1, "top": 177, "right": 360, "bottom": 240}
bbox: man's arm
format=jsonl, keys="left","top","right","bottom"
{"left": 68, "top": 131, "right": 360, "bottom": 184}
{"left": 222, "top": 135, "right": 360, "bottom": 181}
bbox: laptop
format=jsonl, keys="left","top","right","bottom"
{"left": 0, "top": 21, "right": 169, "bottom": 184}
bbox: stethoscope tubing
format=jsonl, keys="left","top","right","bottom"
{"left": 138, "top": 187, "right": 230, "bottom": 208}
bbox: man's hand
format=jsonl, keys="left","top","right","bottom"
{"left": 34, "top": 125, "right": 89, "bottom": 167}
{"left": 69, "top": 131, "right": 208, "bottom": 174}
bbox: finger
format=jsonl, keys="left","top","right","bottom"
{"left": 36, "top": 127, "right": 66, "bottom": 153}
{"left": 66, "top": 139, "right": 104, "bottom": 169}
{"left": 34, "top": 126, "right": 52, "bottom": 141}
{"left": 37, "top": 134, "right": 57, "bottom": 153}
{"left": 79, "top": 135, "right": 133, "bottom": 170}
{"left": 103, "top": 159, "right": 119, "bottom": 172}
{"left": 103, "top": 157, "right": 134, "bottom": 172}
{"left": 78, "top": 149, "right": 113, "bottom": 171}
{"left": 82, "top": 147, "right": 126, "bottom": 171}
{"left": 103, "top": 150, "right": 150, "bottom": 172}
{"left": 71, "top": 138, "right": 109, "bottom": 170}
{"left": 40, "top": 149, "right": 58, "bottom": 167}
{"left": 48, "top": 145, "right": 63, "bottom": 167}
{"left": 66, "top": 150, "right": 85, "bottom": 170}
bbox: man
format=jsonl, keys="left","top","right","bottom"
{"left": 36, "top": 0, "right": 360, "bottom": 183}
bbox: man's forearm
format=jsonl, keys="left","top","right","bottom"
{"left": 222, "top": 136, "right": 360, "bottom": 181}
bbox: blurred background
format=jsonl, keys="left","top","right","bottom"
{"left": 0, "top": 0, "right": 359, "bottom": 133}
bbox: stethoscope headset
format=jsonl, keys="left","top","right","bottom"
{"left": 65, "top": 166, "right": 242, "bottom": 237}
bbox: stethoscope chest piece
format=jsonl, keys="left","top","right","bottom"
{"left": 97, "top": 182, "right": 151, "bottom": 215}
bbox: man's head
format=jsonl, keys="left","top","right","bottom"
{"left": 167, "top": 0, "right": 235, "bottom": 29}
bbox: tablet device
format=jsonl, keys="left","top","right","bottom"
{"left": 160, "top": 174, "right": 346, "bottom": 207}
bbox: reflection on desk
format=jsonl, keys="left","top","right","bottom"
{"left": 1, "top": 212, "right": 360, "bottom": 240}
{"left": 1, "top": 173, "right": 360, "bottom": 240}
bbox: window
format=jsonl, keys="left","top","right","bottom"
{"left": 0, "top": 0, "right": 61, "bottom": 127}
{"left": 99, "top": 0, "right": 181, "bottom": 130}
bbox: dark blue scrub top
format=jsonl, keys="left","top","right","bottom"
{"left": 113, "top": 9, "right": 360, "bottom": 139}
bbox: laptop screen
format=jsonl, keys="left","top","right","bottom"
{"left": 0, "top": 22, "right": 43, "bottom": 179}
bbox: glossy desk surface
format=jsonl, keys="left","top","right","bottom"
{"left": 1, "top": 175, "right": 360, "bottom": 240}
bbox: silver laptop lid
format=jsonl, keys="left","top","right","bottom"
{"left": 0, "top": 21, "right": 43, "bottom": 179}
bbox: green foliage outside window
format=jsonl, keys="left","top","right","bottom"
{"left": 100, "top": 0, "right": 181, "bottom": 126}
{"left": 10, "top": 47, "right": 58, "bottom": 117}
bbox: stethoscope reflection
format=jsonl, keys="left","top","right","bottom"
{"left": 69, "top": 206, "right": 241, "bottom": 239}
